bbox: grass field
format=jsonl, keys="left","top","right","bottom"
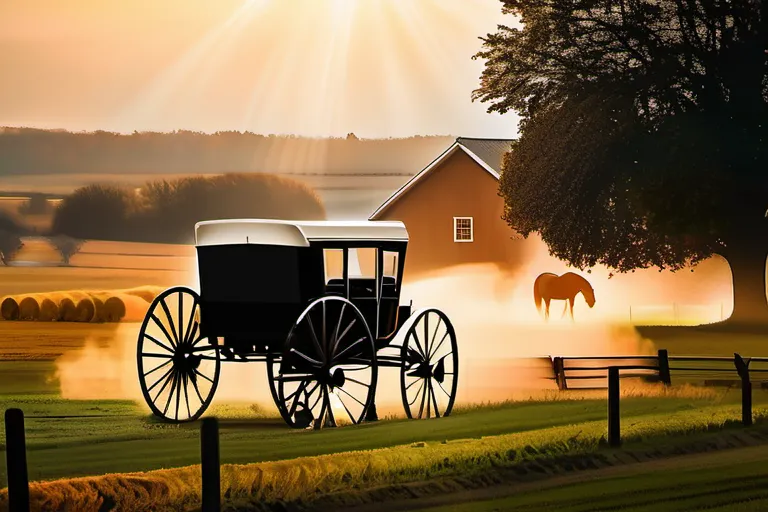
{"left": 3, "top": 358, "right": 757, "bottom": 484}
{"left": 417, "top": 444, "right": 768, "bottom": 512}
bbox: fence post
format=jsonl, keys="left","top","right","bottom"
{"left": 734, "top": 353, "right": 752, "bottom": 426}
{"left": 608, "top": 367, "right": 621, "bottom": 447}
{"left": 657, "top": 349, "right": 671, "bottom": 386}
{"left": 5, "top": 408, "right": 30, "bottom": 512}
{"left": 553, "top": 357, "right": 567, "bottom": 390}
{"left": 201, "top": 417, "right": 221, "bottom": 512}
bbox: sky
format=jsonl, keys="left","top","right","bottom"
{"left": 0, "top": 0, "right": 520, "bottom": 138}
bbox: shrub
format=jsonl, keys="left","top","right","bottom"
{"left": 0, "top": 230, "right": 23, "bottom": 265}
{"left": 51, "top": 184, "right": 138, "bottom": 241}
{"left": 134, "top": 173, "right": 326, "bottom": 243}
{"left": 49, "top": 234, "right": 84, "bottom": 265}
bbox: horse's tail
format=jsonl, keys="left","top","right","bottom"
{"left": 533, "top": 276, "right": 543, "bottom": 313}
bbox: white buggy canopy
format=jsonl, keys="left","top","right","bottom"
{"left": 195, "top": 219, "right": 409, "bottom": 247}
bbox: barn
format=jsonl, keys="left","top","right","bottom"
{"left": 369, "top": 137, "right": 536, "bottom": 281}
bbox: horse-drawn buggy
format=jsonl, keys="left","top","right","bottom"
{"left": 136, "top": 219, "right": 459, "bottom": 428}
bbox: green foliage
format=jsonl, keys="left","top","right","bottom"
{"left": 473, "top": 0, "right": 768, "bottom": 273}
{"left": 51, "top": 185, "right": 138, "bottom": 241}
{"left": 48, "top": 234, "right": 84, "bottom": 265}
{"left": 134, "top": 173, "right": 326, "bottom": 243}
{"left": 0, "top": 128, "right": 454, "bottom": 176}
{"left": 50, "top": 174, "right": 326, "bottom": 244}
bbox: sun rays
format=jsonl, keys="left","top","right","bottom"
{"left": 109, "top": 0, "right": 511, "bottom": 144}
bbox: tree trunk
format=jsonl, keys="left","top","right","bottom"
{"left": 720, "top": 241, "right": 768, "bottom": 328}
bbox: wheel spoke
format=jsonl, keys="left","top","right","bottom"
{"left": 436, "top": 380, "right": 452, "bottom": 397}
{"left": 288, "top": 381, "right": 310, "bottom": 417}
{"left": 190, "top": 371, "right": 205, "bottom": 404}
{"left": 423, "top": 314, "right": 430, "bottom": 361}
{"left": 147, "top": 365, "right": 175, "bottom": 395}
{"left": 174, "top": 372, "right": 182, "bottom": 421}
{"left": 150, "top": 314, "right": 177, "bottom": 350}
{"left": 334, "top": 337, "right": 365, "bottom": 361}
{"left": 158, "top": 299, "right": 180, "bottom": 348}
{"left": 428, "top": 316, "right": 443, "bottom": 360}
{"left": 289, "top": 348, "right": 323, "bottom": 367}
{"left": 143, "top": 358, "right": 172, "bottom": 378}
{"left": 305, "top": 315, "right": 325, "bottom": 363}
{"left": 336, "top": 386, "right": 366, "bottom": 407}
{"left": 178, "top": 292, "right": 184, "bottom": 346}
{"left": 334, "top": 391, "right": 358, "bottom": 424}
{"left": 408, "top": 380, "right": 425, "bottom": 406}
{"left": 163, "top": 372, "right": 179, "bottom": 416}
{"left": 182, "top": 372, "right": 192, "bottom": 419}
{"left": 429, "top": 331, "right": 450, "bottom": 361}
{"left": 410, "top": 330, "right": 426, "bottom": 359}
{"left": 194, "top": 368, "right": 215, "bottom": 385}
{"left": 324, "top": 386, "right": 336, "bottom": 427}
{"left": 322, "top": 300, "right": 327, "bottom": 354}
{"left": 344, "top": 376, "right": 371, "bottom": 388}
{"left": 143, "top": 332, "right": 175, "bottom": 354}
{"left": 418, "top": 378, "right": 427, "bottom": 418}
{"left": 182, "top": 296, "right": 198, "bottom": 345}
{"left": 330, "top": 303, "right": 347, "bottom": 357}
{"left": 430, "top": 380, "right": 440, "bottom": 418}
{"left": 334, "top": 318, "right": 357, "bottom": 354}
{"left": 405, "top": 377, "right": 421, "bottom": 391}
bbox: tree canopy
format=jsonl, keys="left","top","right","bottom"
{"left": 473, "top": 0, "right": 768, "bottom": 324}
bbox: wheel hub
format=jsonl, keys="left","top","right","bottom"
{"left": 173, "top": 349, "right": 202, "bottom": 374}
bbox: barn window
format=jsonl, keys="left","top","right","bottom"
{"left": 453, "top": 217, "right": 473, "bottom": 242}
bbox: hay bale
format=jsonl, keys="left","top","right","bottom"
{"left": 116, "top": 293, "right": 151, "bottom": 322}
{"left": 38, "top": 298, "right": 59, "bottom": 322}
{"left": 60, "top": 291, "right": 95, "bottom": 322}
{"left": 18, "top": 295, "right": 40, "bottom": 321}
{"left": 1, "top": 296, "right": 19, "bottom": 320}
{"left": 121, "top": 286, "right": 164, "bottom": 304}
{"left": 103, "top": 296, "right": 126, "bottom": 322}
{"left": 87, "top": 292, "right": 127, "bottom": 322}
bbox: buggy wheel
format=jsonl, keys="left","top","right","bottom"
{"left": 137, "top": 287, "right": 220, "bottom": 423}
{"left": 400, "top": 309, "right": 458, "bottom": 419}
{"left": 272, "top": 296, "right": 377, "bottom": 429}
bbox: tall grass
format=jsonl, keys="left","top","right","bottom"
{"left": 1, "top": 404, "right": 764, "bottom": 512}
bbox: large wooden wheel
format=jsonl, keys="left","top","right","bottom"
{"left": 271, "top": 296, "right": 378, "bottom": 429}
{"left": 137, "top": 287, "right": 220, "bottom": 422}
{"left": 400, "top": 309, "right": 458, "bottom": 419}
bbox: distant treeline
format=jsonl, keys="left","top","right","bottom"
{"left": 51, "top": 173, "right": 325, "bottom": 244}
{"left": 0, "top": 128, "right": 454, "bottom": 176}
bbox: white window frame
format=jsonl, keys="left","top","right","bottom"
{"left": 453, "top": 217, "right": 474, "bottom": 243}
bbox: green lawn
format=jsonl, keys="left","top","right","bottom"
{"left": 421, "top": 444, "right": 768, "bottom": 512}
{"left": 1, "top": 360, "right": 763, "bottom": 484}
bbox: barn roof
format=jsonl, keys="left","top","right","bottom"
{"left": 369, "top": 137, "right": 514, "bottom": 220}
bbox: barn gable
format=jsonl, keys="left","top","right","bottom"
{"left": 369, "top": 137, "right": 513, "bottom": 220}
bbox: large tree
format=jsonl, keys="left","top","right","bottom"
{"left": 473, "top": 0, "right": 768, "bottom": 327}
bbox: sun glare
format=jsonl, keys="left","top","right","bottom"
{"left": 110, "top": 0, "right": 505, "bottom": 139}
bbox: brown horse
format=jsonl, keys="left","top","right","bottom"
{"left": 533, "top": 272, "right": 595, "bottom": 321}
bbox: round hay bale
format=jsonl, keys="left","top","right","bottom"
{"left": 103, "top": 296, "right": 127, "bottom": 322}
{"left": 38, "top": 298, "right": 59, "bottom": 322}
{"left": 89, "top": 294, "right": 106, "bottom": 323}
{"left": 55, "top": 291, "right": 95, "bottom": 322}
{"left": 74, "top": 298, "right": 96, "bottom": 323}
{"left": 63, "top": 291, "right": 96, "bottom": 322}
{"left": 18, "top": 296, "right": 41, "bottom": 321}
{"left": 58, "top": 297, "right": 78, "bottom": 321}
{"left": 121, "top": 286, "right": 164, "bottom": 303}
{"left": 1, "top": 296, "right": 19, "bottom": 320}
{"left": 116, "top": 293, "right": 151, "bottom": 322}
